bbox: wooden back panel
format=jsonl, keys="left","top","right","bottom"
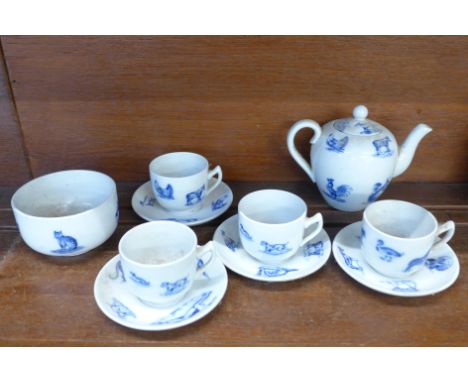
{"left": 1, "top": 36, "right": 467, "bottom": 184}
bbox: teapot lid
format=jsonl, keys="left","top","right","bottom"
{"left": 331, "top": 105, "right": 382, "bottom": 136}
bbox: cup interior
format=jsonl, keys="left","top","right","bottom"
{"left": 150, "top": 152, "right": 208, "bottom": 177}
{"left": 239, "top": 189, "right": 306, "bottom": 224}
{"left": 12, "top": 170, "right": 115, "bottom": 218}
{"left": 119, "top": 221, "right": 196, "bottom": 266}
{"left": 364, "top": 200, "right": 437, "bottom": 239}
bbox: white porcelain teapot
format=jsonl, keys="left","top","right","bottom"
{"left": 287, "top": 105, "right": 432, "bottom": 211}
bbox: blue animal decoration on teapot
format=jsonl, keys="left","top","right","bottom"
{"left": 287, "top": 105, "right": 432, "bottom": 211}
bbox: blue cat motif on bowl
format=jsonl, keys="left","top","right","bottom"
{"left": 51, "top": 231, "right": 84, "bottom": 254}
{"left": 186, "top": 185, "right": 205, "bottom": 206}
{"left": 260, "top": 241, "right": 292, "bottom": 256}
{"left": 153, "top": 180, "right": 174, "bottom": 200}
{"left": 160, "top": 276, "right": 189, "bottom": 296}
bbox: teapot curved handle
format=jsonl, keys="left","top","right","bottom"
{"left": 287, "top": 119, "right": 322, "bottom": 183}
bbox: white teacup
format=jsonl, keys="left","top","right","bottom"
{"left": 149, "top": 152, "right": 222, "bottom": 212}
{"left": 118, "top": 221, "right": 213, "bottom": 307}
{"left": 11, "top": 170, "right": 118, "bottom": 256}
{"left": 238, "top": 189, "right": 323, "bottom": 264}
{"left": 361, "top": 199, "right": 455, "bottom": 278}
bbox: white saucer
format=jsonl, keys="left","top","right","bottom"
{"left": 332, "top": 222, "right": 460, "bottom": 297}
{"left": 213, "top": 214, "right": 331, "bottom": 282}
{"left": 131, "top": 180, "right": 233, "bottom": 226}
{"left": 94, "top": 254, "right": 228, "bottom": 331}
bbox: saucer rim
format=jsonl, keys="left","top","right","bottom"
{"left": 213, "top": 214, "right": 331, "bottom": 282}
{"left": 332, "top": 221, "right": 460, "bottom": 297}
{"left": 93, "top": 253, "right": 228, "bottom": 331}
{"left": 131, "top": 180, "right": 233, "bottom": 226}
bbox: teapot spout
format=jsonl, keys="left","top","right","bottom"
{"left": 393, "top": 123, "right": 432, "bottom": 178}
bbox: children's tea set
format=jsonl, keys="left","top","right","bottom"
{"left": 11, "top": 105, "right": 460, "bottom": 331}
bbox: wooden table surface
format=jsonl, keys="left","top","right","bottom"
{"left": 0, "top": 182, "right": 466, "bottom": 346}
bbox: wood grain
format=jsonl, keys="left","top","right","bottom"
{"left": 0, "top": 182, "right": 467, "bottom": 346}
{"left": 1, "top": 36, "right": 467, "bottom": 184}
{"left": 0, "top": 42, "right": 31, "bottom": 185}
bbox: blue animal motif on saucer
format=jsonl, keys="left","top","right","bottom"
{"left": 375, "top": 239, "right": 404, "bottom": 262}
{"left": 403, "top": 250, "right": 430, "bottom": 273}
{"left": 304, "top": 241, "right": 324, "bottom": 257}
{"left": 326, "top": 133, "right": 349, "bottom": 153}
{"left": 239, "top": 223, "right": 253, "bottom": 241}
{"left": 372, "top": 136, "right": 394, "bottom": 157}
{"left": 385, "top": 280, "right": 418, "bottom": 293}
{"left": 221, "top": 230, "right": 240, "bottom": 252}
{"left": 425, "top": 256, "right": 453, "bottom": 271}
{"left": 367, "top": 178, "right": 391, "bottom": 202}
{"left": 323, "top": 178, "right": 353, "bottom": 203}
{"left": 256, "top": 266, "right": 298, "bottom": 277}
{"left": 153, "top": 180, "right": 174, "bottom": 200}
{"left": 161, "top": 276, "right": 189, "bottom": 296}
{"left": 109, "top": 260, "right": 126, "bottom": 282}
{"left": 260, "top": 241, "right": 292, "bottom": 256}
{"left": 140, "top": 195, "right": 157, "bottom": 207}
{"left": 338, "top": 246, "right": 363, "bottom": 272}
{"left": 129, "top": 272, "right": 150, "bottom": 287}
{"left": 151, "top": 291, "right": 216, "bottom": 325}
{"left": 186, "top": 185, "right": 205, "bottom": 206}
{"left": 164, "top": 217, "right": 199, "bottom": 223}
{"left": 51, "top": 231, "right": 84, "bottom": 254}
{"left": 110, "top": 298, "right": 136, "bottom": 319}
{"left": 212, "top": 194, "right": 229, "bottom": 211}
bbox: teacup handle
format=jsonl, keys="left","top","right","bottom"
{"left": 206, "top": 165, "right": 223, "bottom": 196}
{"left": 195, "top": 241, "right": 214, "bottom": 272}
{"left": 287, "top": 119, "right": 322, "bottom": 183}
{"left": 300, "top": 212, "right": 323, "bottom": 246}
{"left": 432, "top": 221, "right": 455, "bottom": 251}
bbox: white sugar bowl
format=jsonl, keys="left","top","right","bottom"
{"left": 11, "top": 170, "right": 119, "bottom": 256}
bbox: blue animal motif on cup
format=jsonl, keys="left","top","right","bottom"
{"left": 326, "top": 133, "right": 349, "bottom": 153}
{"left": 367, "top": 178, "right": 391, "bottom": 202}
{"left": 109, "top": 260, "right": 126, "bottom": 282}
{"left": 304, "top": 240, "right": 324, "bottom": 257}
{"left": 403, "top": 250, "right": 430, "bottom": 273}
{"left": 372, "top": 136, "right": 394, "bottom": 158}
{"left": 323, "top": 178, "right": 353, "bottom": 203}
{"left": 51, "top": 231, "right": 84, "bottom": 254}
{"left": 164, "top": 217, "right": 198, "bottom": 223}
{"left": 425, "top": 256, "right": 453, "bottom": 271}
{"left": 361, "top": 227, "right": 366, "bottom": 239}
{"left": 110, "top": 298, "right": 136, "bottom": 319}
{"left": 160, "top": 276, "right": 189, "bottom": 296}
{"left": 375, "top": 239, "right": 404, "bottom": 262}
{"left": 221, "top": 230, "right": 240, "bottom": 252}
{"left": 260, "top": 241, "right": 292, "bottom": 256}
{"left": 338, "top": 246, "right": 363, "bottom": 272}
{"left": 333, "top": 120, "right": 349, "bottom": 132}
{"left": 385, "top": 280, "right": 418, "bottom": 293}
{"left": 151, "top": 291, "right": 216, "bottom": 325}
{"left": 186, "top": 185, "right": 205, "bottom": 206}
{"left": 140, "top": 195, "right": 157, "bottom": 207}
{"left": 129, "top": 272, "right": 150, "bottom": 287}
{"left": 239, "top": 223, "right": 253, "bottom": 241}
{"left": 153, "top": 180, "right": 174, "bottom": 200}
{"left": 212, "top": 194, "right": 229, "bottom": 211}
{"left": 256, "top": 266, "right": 298, "bottom": 277}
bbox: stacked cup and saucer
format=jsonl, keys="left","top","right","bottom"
{"left": 131, "top": 152, "right": 233, "bottom": 226}
{"left": 213, "top": 189, "right": 332, "bottom": 282}
{"left": 332, "top": 200, "right": 460, "bottom": 297}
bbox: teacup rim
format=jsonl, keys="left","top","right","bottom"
{"left": 363, "top": 199, "right": 438, "bottom": 241}
{"left": 11, "top": 169, "right": 117, "bottom": 220}
{"left": 149, "top": 151, "right": 209, "bottom": 179}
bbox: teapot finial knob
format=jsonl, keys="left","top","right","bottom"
{"left": 353, "top": 105, "right": 368, "bottom": 120}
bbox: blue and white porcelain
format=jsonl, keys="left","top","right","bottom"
{"left": 332, "top": 222, "right": 460, "bottom": 297}
{"left": 362, "top": 200, "right": 455, "bottom": 278}
{"left": 118, "top": 221, "right": 214, "bottom": 308}
{"left": 149, "top": 152, "right": 223, "bottom": 212}
{"left": 11, "top": 169, "right": 118, "bottom": 256}
{"left": 94, "top": 253, "right": 228, "bottom": 331}
{"left": 213, "top": 215, "right": 331, "bottom": 282}
{"left": 131, "top": 180, "right": 233, "bottom": 226}
{"left": 238, "top": 189, "right": 323, "bottom": 264}
{"left": 287, "top": 105, "right": 432, "bottom": 211}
